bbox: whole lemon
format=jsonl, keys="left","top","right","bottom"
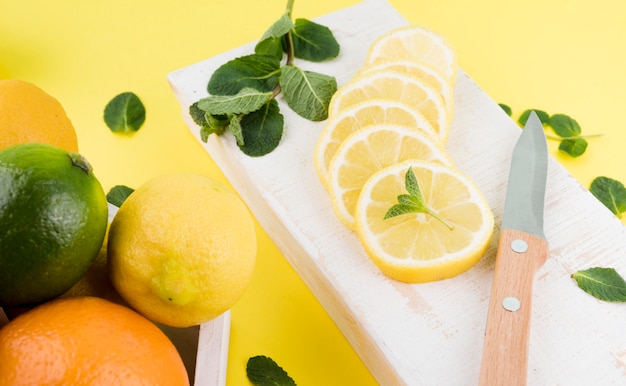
{"left": 108, "top": 173, "right": 257, "bottom": 327}
{"left": 0, "top": 143, "right": 108, "bottom": 307}
{"left": 0, "top": 79, "right": 79, "bottom": 152}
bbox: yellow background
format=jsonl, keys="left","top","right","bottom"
{"left": 3, "top": 0, "right": 625, "bottom": 384}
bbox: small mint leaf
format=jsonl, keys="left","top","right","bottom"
{"left": 104, "top": 92, "right": 146, "bottom": 134}
{"left": 572, "top": 267, "right": 626, "bottom": 302}
{"left": 260, "top": 14, "right": 294, "bottom": 41}
{"left": 397, "top": 193, "right": 420, "bottom": 208}
{"left": 404, "top": 167, "right": 422, "bottom": 199}
{"left": 208, "top": 54, "right": 281, "bottom": 95}
{"left": 228, "top": 114, "right": 244, "bottom": 146}
{"left": 196, "top": 87, "right": 273, "bottom": 115}
{"left": 246, "top": 355, "right": 296, "bottom": 386}
{"left": 238, "top": 99, "right": 283, "bottom": 156}
{"left": 558, "top": 137, "right": 587, "bottom": 157}
{"left": 589, "top": 176, "right": 626, "bottom": 218}
{"left": 189, "top": 102, "right": 208, "bottom": 126}
{"left": 255, "top": 36, "right": 285, "bottom": 60}
{"left": 106, "top": 185, "right": 134, "bottom": 207}
{"left": 290, "top": 18, "right": 340, "bottom": 62}
{"left": 384, "top": 203, "right": 416, "bottom": 219}
{"left": 499, "top": 103, "right": 512, "bottom": 116}
{"left": 279, "top": 65, "right": 337, "bottom": 121}
{"left": 519, "top": 109, "right": 549, "bottom": 126}
{"left": 549, "top": 114, "right": 581, "bottom": 138}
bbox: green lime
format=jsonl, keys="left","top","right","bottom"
{"left": 0, "top": 143, "right": 108, "bottom": 307}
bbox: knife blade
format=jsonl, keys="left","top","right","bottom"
{"left": 478, "top": 111, "right": 549, "bottom": 385}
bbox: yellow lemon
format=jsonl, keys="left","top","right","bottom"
{"left": 355, "top": 160, "right": 494, "bottom": 283}
{"left": 107, "top": 173, "right": 257, "bottom": 327}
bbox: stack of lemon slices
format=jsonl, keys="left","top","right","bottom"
{"left": 314, "top": 26, "right": 494, "bottom": 283}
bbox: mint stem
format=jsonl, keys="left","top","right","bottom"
{"left": 284, "top": 0, "right": 296, "bottom": 66}
{"left": 426, "top": 208, "right": 455, "bottom": 230}
{"left": 285, "top": 0, "right": 295, "bottom": 16}
{"left": 546, "top": 134, "right": 603, "bottom": 141}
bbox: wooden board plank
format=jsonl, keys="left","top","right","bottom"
{"left": 168, "top": 0, "right": 626, "bottom": 383}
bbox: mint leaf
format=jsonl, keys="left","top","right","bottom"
{"left": 246, "top": 355, "right": 296, "bottom": 386}
{"left": 189, "top": 102, "right": 208, "bottom": 127}
{"left": 572, "top": 267, "right": 626, "bottom": 302}
{"left": 255, "top": 36, "right": 285, "bottom": 59}
{"left": 106, "top": 185, "right": 134, "bottom": 207}
{"left": 260, "top": 14, "right": 294, "bottom": 41}
{"left": 291, "top": 18, "right": 340, "bottom": 62}
{"left": 104, "top": 92, "right": 146, "bottom": 134}
{"left": 238, "top": 99, "right": 283, "bottom": 156}
{"left": 208, "top": 54, "right": 281, "bottom": 95}
{"left": 589, "top": 176, "right": 626, "bottom": 218}
{"left": 549, "top": 114, "right": 581, "bottom": 138}
{"left": 499, "top": 103, "right": 512, "bottom": 116}
{"left": 279, "top": 65, "right": 336, "bottom": 121}
{"left": 558, "top": 137, "right": 587, "bottom": 157}
{"left": 228, "top": 114, "right": 245, "bottom": 146}
{"left": 519, "top": 109, "right": 549, "bottom": 126}
{"left": 197, "top": 87, "right": 273, "bottom": 115}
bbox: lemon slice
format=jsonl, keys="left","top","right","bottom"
{"left": 314, "top": 99, "right": 437, "bottom": 189}
{"left": 355, "top": 160, "right": 494, "bottom": 283}
{"left": 327, "top": 70, "right": 449, "bottom": 142}
{"left": 328, "top": 124, "right": 454, "bottom": 229}
{"left": 358, "top": 61, "right": 454, "bottom": 116}
{"left": 365, "top": 25, "right": 457, "bottom": 82}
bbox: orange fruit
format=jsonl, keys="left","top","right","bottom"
{"left": 0, "top": 296, "right": 190, "bottom": 385}
{"left": 0, "top": 79, "right": 79, "bottom": 152}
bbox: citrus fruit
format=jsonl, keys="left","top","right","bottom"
{"left": 314, "top": 99, "right": 437, "bottom": 189}
{"left": 0, "top": 79, "right": 79, "bottom": 152}
{"left": 354, "top": 160, "right": 494, "bottom": 283}
{"left": 327, "top": 70, "right": 449, "bottom": 141}
{"left": 0, "top": 296, "right": 189, "bottom": 385}
{"left": 364, "top": 25, "right": 458, "bottom": 82}
{"left": 328, "top": 124, "right": 454, "bottom": 229}
{"left": 0, "top": 143, "right": 108, "bottom": 307}
{"left": 108, "top": 173, "right": 257, "bottom": 327}
{"left": 357, "top": 61, "right": 454, "bottom": 115}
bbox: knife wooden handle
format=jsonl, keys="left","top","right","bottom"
{"left": 478, "top": 228, "right": 549, "bottom": 386}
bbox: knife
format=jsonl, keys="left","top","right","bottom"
{"left": 478, "top": 111, "right": 549, "bottom": 385}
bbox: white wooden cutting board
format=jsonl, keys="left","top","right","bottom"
{"left": 168, "top": 0, "right": 626, "bottom": 384}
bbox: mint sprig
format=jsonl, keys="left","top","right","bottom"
{"left": 191, "top": 0, "right": 339, "bottom": 157}
{"left": 572, "top": 267, "right": 626, "bottom": 302}
{"left": 384, "top": 167, "right": 454, "bottom": 230}
{"left": 247, "top": 355, "right": 297, "bottom": 386}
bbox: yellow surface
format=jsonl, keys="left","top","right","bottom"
{"left": 2, "top": 0, "right": 625, "bottom": 384}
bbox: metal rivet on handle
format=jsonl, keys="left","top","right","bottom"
{"left": 511, "top": 239, "right": 528, "bottom": 253}
{"left": 502, "top": 296, "right": 521, "bottom": 312}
